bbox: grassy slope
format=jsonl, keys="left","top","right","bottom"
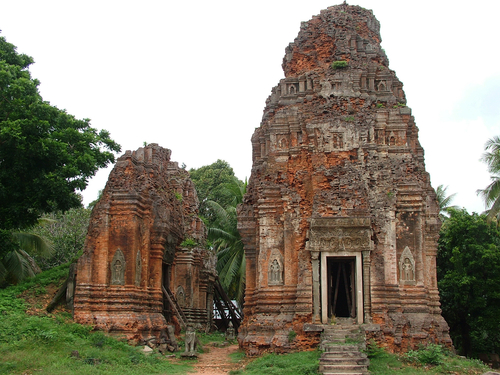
{"left": 0, "top": 264, "right": 191, "bottom": 375}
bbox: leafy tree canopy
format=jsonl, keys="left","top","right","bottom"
{"left": 0, "top": 34, "right": 121, "bottom": 231}
{"left": 32, "top": 208, "right": 91, "bottom": 271}
{"left": 437, "top": 209, "right": 500, "bottom": 356}
{"left": 189, "top": 160, "right": 243, "bottom": 226}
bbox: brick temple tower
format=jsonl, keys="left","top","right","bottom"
{"left": 238, "top": 4, "right": 451, "bottom": 354}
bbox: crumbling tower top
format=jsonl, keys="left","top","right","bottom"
{"left": 283, "top": 4, "right": 386, "bottom": 76}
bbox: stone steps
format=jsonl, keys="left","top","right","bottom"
{"left": 319, "top": 323, "right": 369, "bottom": 375}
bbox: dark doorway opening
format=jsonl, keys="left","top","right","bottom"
{"left": 327, "top": 257, "right": 356, "bottom": 319}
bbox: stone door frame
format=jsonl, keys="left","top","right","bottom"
{"left": 306, "top": 217, "right": 373, "bottom": 325}
{"left": 321, "top": 251, "right": 363, "bottom": 324}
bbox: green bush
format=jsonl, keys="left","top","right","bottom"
{"left": 404, "top": 344, "right": 445, "bottom": 366}
{"left": 174, "top": 191, "right": 183, "bottom": 201}
{"left": 332, "top": 60, "right": 348, "bottom": 69}
{"left": 180, "top": 237, "right": 198, "bottom": 248}
{"left": 365, "top": 340, "right": 386, "bottom": 359}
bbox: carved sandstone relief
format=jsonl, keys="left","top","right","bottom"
{"left": 111, "top": 249, "right": 126, "bottom": 285}
{"left": 399, "top": 246, "right": 416, "bottom": 284}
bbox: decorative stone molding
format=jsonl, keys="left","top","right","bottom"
{"left": 135, "top": 250, "right": 142, "bottom": 287}
{"left": 307, "top": 217, "right": 372, "bottom": 252}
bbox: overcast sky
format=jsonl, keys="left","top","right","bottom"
{"left": 1, "top": 0, "right": 498, "bottom": 213}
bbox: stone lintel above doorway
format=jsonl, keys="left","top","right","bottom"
{"left": 306, "top": 217, "right": 373, "bottom": 253}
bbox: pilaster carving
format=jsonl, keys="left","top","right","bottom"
{"left": 135, "top": 250, "right": 142, "bottom": 287}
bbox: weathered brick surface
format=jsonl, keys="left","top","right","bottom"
{"left": 238, "top": 4, "right": 451, "bottom": 354}
{"left": 74, "top": 144, "right": 216, "bottom": 342}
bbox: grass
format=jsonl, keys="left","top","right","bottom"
{"left": 0, "top": 264, "right": 192, "bottom": 375}
{"left": 230, "top": 350, "right": 321, "bottom": 375}
{"left": 367, "top": 341, "right": 490, "bottom": 375}
{"left": 198, "top": 330, "right": 227, "bottom": 346}
{"left": 229, "top": 350, "right": 246, "bottom": 363}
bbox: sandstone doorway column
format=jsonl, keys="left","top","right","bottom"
{"left": 320, "top": 251, "right": 363, "bottom": 324}
{"left": 311, "top": 251, "right": 321, "bottom": 323}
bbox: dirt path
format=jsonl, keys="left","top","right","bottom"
{"left": 190, "top": 343, "right": 242, "bottom": 375}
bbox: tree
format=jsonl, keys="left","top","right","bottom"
{"left": 0, "top": 34, "right": 121, "bottom": 233}
{"left": 207, "top": 177, "right": 247, "bottom": 306}
{"left": 437, "top": 209, "right": 500, "bottom": 356}
{"left": 189, "top": 160, "right": 239, "bottom": 227}
{"left": 435, "top": 185, "right": 458, "bottom": 220}
{"left": 87, "top": 190, "right": 103, "bottom": 210}
{"left": 477, "top": 136, "right": 500, "bottom": 222}
{"left": 32, "top": 208, "right": 91, "bottom": 270}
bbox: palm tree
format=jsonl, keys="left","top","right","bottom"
{"left": 477, "top": 136, "right": 500, "bottom": 222}
{"left": 435, "top": 185, "right": 458, "bottom": 220}
{"left": 0, "top": 222, "right": 54, "bottom": 285}
{"left": 206, "top": 177, "right": 247, "bottom": 306}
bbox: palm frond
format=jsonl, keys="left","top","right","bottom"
{"left": 436, "top": 185, "right": 459, "bottom": 218}
{"left": 206, "top": 200, "right": 232, "bottom": 228}
{"left": 207, "top": 177, "right": 247, "bottom": 303}
{"left": 11, "top": 231, "right": 54, "bottom": 257}
{"left": 221, "top": 176, "right": 247, "bottom": 206}
{"left": 217, "top": 245, "right": 245, "bottom": 305}
{"left": 477, "top": 177, "right": 500, "bottom": 207}
{"left": 208, "top": 229, "right": 240, "bottom": 252}
{"left": 478, "top": 136, "right": 500, "bottom": 222}
{"left": 3, "top": 249, "right": 39, "bottom": 283}
{"left": 485, "top": 196, "right": 500, "bottom": 223}
{"left": 481, "top": 136, "right": 500, "bottom": 174}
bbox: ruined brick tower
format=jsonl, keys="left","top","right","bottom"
{"left": 238, "top": 4, "right": 451, "bottom": 353}
{"left": 74, "top": 144, "right": 216, "bottom": 341}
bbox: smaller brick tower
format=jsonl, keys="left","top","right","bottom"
{"left": 74, "top": 144, "right": 216, "bottom": 341}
